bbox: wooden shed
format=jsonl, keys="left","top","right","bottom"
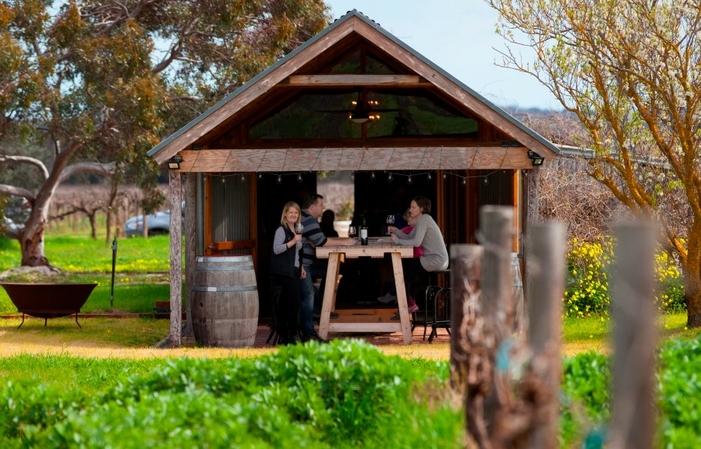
{"left": 148, "top": 10, "right": 560, "bottom": 344}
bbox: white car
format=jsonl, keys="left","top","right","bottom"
{"left": 124, "top": 210, "right": 173, "bottom": 237}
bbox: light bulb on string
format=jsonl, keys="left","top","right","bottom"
{"left": 297, "top": 173, "right": 303, "bottom": 183}
{"left": 241, "top": 173, "right": 246, "bottom": 182}
{"left": 221, "top": 176, "right": 226, "bottom": 184}
{"left": 462, "top": 177, "right": 467, "bottom": 186}
{"left": 443, "top": 172, "right": 447, "bottom": 180}
{"left": 407, "top": 175, "right": 413, "bottom": 185}
{"left": 387, "top": 173, "right": 393, "bottom": 182}
{"left": 350, "top": 172, "right": 355, "bottom": 181}
{"left": 427, "top": 172, "right": 432, "bottom": 181}
{"left": 258, "top": 173, "right": 263, "bottom": 179}
{"left": 484, "top": 177, "right": 488, "bottom": 185}
{"left": 370, "top": 172, "right": 376, "bottom": 181}
{"left": 277, "top": 175, "right": 282, "bottom": 185}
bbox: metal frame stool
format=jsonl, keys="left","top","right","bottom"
{"left": 411, "top": 269, "right": 451, "bottom": 342}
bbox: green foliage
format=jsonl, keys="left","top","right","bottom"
{"left": 657, "top": 336, "right": 701, "bottom": 446}
{"left": 564, "top": 238, "right": 685, "bottom": 317}
{"left": 1, "top": 341, "right": 463, "bottom": 448}
{"left": 560, "top": 352, "right": 611, "bottom": 445}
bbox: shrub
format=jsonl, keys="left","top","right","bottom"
{"left": 4, "top": 340, "right": 463, "bottom": 448}
{"left": 564, "top": 238, "right": 685, "bottom": 318}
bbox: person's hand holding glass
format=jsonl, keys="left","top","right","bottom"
{"left": 385, "top": 214, "right": 395, "bottom": 235}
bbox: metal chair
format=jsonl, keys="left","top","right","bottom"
{"left": 411, "top": 269, "right": 451, "bottom": 342}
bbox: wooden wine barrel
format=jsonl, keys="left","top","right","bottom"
{"left": 192, "top": 255, "right": 259, "bottom": 347}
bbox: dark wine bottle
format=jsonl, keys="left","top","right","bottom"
{"left": 360, "top": 217, "right": 368, "bottom": 246}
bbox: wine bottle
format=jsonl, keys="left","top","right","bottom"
{"left": 360, "top": 217, "right": 368, "bottom": 246}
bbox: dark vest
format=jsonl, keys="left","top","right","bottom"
{"left": 270, "top": 225, "right": 298, "bottom": 278}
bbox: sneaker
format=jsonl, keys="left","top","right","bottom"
{"left": 390, "top": 305, "right": 419, "bottom": 320}
{"left": 377, "top": 292, "right": 397, "bottom": 304}
{"left": 300, "top": 332, "right": 328, "bottom": 344}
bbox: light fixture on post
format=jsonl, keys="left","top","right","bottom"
{"left": 168, "top": 154, "right": 184, "bottom": 170}
{"left": 527, "top": 150, "right": 545, "bottom": 166}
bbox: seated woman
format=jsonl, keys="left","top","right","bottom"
{"left": 388, "top": 196, "right": 449, "bottom": 319}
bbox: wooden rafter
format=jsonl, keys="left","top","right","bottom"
{"left": 283, "top": 74, "right": 428, "bottom": 87}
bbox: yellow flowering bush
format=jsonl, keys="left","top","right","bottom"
{"left": 564, "top": 238, "right": 684, "bottom": 317}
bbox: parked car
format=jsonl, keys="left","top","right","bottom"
{"left": 124, "top": 202, "right": 185, "bottom": 237}
{"left": 3, "top": 196, "right": 31, "bottom": 224}
{"left": 124, "top": 210, "right": 173, "bottom": 237}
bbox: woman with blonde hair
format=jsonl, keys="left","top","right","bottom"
{"left": 269, "top": 201, "right": 306, "bottom": 345}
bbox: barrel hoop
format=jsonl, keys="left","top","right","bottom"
{"left": 192, "top": 286, "right": 258, "bottom": 293}
{"left": 194, "top": 265, "right": 254, "bottom": 271}
{"left": 196, "top": 256, "right": 251, "bottom": 263}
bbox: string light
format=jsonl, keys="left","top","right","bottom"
{"left": 277, "top": 175, "right": 282, "bottom": 184}
{"left": 258, "top": 173, "right": 263, "bottom": 179}
{"left": 297, "top": 173, "right": 303, "bottom": 183}
{"left": 370, "top": 172, "right": 376, "bottom": 180}
{"left": 427, "top": 172, "right": 432, "bottom": 181}
{"left": 407, "top": 175, "right": 413, "bottom": 185}
{"left": 240, "top": 173, "right": 246, "bottom": 182}
{"left": 462, "top": 178, "right": 467, "bottom": 185}
{"left": 387, "top": 173, "right": 393, "bottom": 182}
{"left": 350, "top": 172, "right": 355, "bottom": 181}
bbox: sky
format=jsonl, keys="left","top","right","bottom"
{"left": 326, "top": 0, "right": 561, "bottom": 110}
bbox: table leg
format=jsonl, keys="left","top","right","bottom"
{"left": 318, "top": 253, "right": 341, "bottom": 339}
{"left": 391, "top": 252, "right": 413, "bottom": 344}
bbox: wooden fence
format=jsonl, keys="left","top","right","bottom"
{"left": 451, "top": 205, "right": 657, "bottom": 448}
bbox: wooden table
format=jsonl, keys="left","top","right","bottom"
{"left": 316, "top": 239, "right": 415, "bottom": 344}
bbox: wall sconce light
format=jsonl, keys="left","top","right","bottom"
{"left": 168, "top": 154, "right": 184, "bottom": 170}
{"left": 527, "top": 150, "right": 545, "bottom": 166}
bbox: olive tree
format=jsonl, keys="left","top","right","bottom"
{"left": 0, "top": 0, "right": 329, "bottom": 268}
{"left": 487, "top": 0, "right": 701, "bottom": 327}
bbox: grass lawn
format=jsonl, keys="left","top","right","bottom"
{"left": 2, "top": 234, "right": 701, "bottom": 359}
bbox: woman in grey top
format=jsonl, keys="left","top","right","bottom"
{"left": 389, "top": 196, "right": 449, "bottom": 316}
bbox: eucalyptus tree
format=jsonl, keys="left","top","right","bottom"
{"left": 486, "top": 0, "right": 701, "bottom": 326}
{"left": 0, "top": 0, "right": 329, "bottom": 268}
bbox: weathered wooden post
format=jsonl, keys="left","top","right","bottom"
{"left": 480, "top": 205, "right": 515, "bottom": 447}
{"left": 168, "top": 169, "right": 183, "bottom": 347}
{"left": 458, "top": 206, "right": 566, "bottom": 448}
{"left": 450, "top": 244, "right": 483, "bottom": 392}
{"left": 607, "top": 222, "right": 658, "bottom": 448}
{"left": 526, "top": 222, "right": 565, "bottom": 448}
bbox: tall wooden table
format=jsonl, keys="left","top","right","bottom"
{"left": 316, "top": 240, "right": 415, "bottom": 344}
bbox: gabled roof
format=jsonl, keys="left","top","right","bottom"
{"left": 148, "top": 10, "right": 560, "bottom": 171}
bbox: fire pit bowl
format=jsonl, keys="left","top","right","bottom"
{"left": 0, "top": 282, "right": 98, "bottom": 329}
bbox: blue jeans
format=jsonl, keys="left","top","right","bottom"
{"left": 299, "top": 262, "right": 328, "bottom": 335}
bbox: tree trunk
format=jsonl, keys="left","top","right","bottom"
{"left": 686, "top": 273, "right": 701, "bottom": 328}
{"left": 19, "top": 221, "right": 51, "bottom": 267}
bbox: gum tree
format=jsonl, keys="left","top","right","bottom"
{"left": 486, "top": 0, "right": 701, "bottom": 326}
{"left": 0, "top": 0, "right": 329, "bottom": 268}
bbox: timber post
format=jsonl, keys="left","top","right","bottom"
{"left": 607, "top": 222, "right": 658, "bottom": 448}
{"left": 168, "top": 170, "right": 183, "bottom": 347}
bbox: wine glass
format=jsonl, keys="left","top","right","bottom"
{"left": 348, "top": 225, "right": 357, "bottom": 239}
{"left": 385, "top": 214, "right": 395, "bottom": 235}
{"left": 295, "top": 222, "right": 304, "bottom": 235}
